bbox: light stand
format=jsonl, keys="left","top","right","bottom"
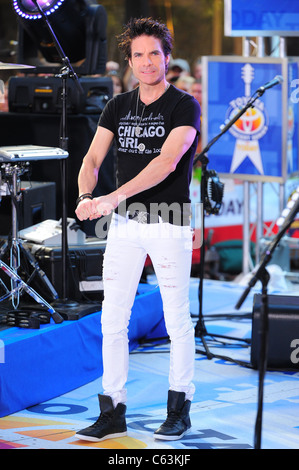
{"left": 235, "top": 187, "right": 299, "bottom": 449}
{"left": 193, "top": 88, "right": 264, "bottom": 358}
{"left": 31, "top": 0, "right": 83, "bottom": 308}
{"left": 14, "top": 0, "right": 107, "bottom": 75}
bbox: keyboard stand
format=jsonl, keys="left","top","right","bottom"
{"left": 0, "top": 258, "right": 63, "bottom": 324}
{"left": 0, "top": 162, "right": 62, "bottom": 323}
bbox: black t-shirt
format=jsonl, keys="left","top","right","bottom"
{"left": 98, "top": 84, "right": 201, "bottom": 218}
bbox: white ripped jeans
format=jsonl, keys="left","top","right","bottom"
{"left": 100, "top": 212, "right": 195, "bottom": 406}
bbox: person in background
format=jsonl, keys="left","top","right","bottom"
{"left": 106, "top": 70, "right": 124, "bottom": 96}
{"left": 175, "top": 75, "right": 195, "bottom": 94}
{"left": 106, "top": 60, "right": 120, "bottom": 74}
{"left": 166, "top": 57, "right": 190, "bottom": 83}
{"left": 190, "top": 79, "right": 202, "bottom": 154}
{"left": 192, "top": 57, "right": 202, "bottom": 81}
{"left": 0, "top": 79, "right": 8, "bottom": 112}
{"left": 190, "top": 78, "right": 202, "bottom": 106}
{"left": 122, "top": 63, "right": 140, "bottom": 91}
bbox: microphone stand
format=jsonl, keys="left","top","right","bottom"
{"left": 235, "top": 190, "right": 299, "bottom": 449}
{"left": 193, "top": 88, "right": 264, "bottom": 357}
{"left": 32, "top": 0, "right": 83, "bottom": 307}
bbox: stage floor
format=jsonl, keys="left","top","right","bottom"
{"left": 0, "top": 277, "right": 299, "bottom": 451}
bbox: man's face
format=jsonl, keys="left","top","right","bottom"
{"left": 129, "top": 34, "right": 169, "bottom": 86}
{"left": 191, "top": 82, "right": 202, "bottom": 103}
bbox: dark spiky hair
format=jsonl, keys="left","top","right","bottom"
{"left": 117, "top": 17, "right": 173, "bottom": 60}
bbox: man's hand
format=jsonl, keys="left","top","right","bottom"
{"left": 89, "top": 195, "right": 116, "bottom": 220}
{"left": 75, "top": 192, "right": 123, "bottom": 221}
{"left": 75, "top": 198, "right": 95, "bottom": 221}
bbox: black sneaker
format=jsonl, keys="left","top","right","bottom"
{"left": 75, "top": 394, "right": 127, "bottom": 442}
{"left": 154, "top": 390, "right": 191, "bottom": 441}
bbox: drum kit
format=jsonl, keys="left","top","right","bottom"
{"left": 0, "top": 60, "right": 64, "bottom": 325}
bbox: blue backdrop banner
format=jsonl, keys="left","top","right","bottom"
{"left": 203, "top": 57, "right": 299, "bottom": 182}
{"left": 225, "top": 0, "right": 299, "bottom": 36}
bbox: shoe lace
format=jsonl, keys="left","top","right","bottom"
{"left": 163, "top": 410, "right": 181, "bottom": 428}
{"left": 91, "top": 412, "right": 111, "bottom": 428}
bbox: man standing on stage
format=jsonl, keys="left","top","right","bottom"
{"left": 75, "top": 17, "right": 201, "bottom": 442}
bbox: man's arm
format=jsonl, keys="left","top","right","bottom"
{"left": 75, "top": 126, "right": 114, "bottom": 221}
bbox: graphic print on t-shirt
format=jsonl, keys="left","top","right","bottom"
{"left": 98, "top": 85, "right": 201, "bottom": 209}
{"left": 117, "top": 109, "right": 166, "bottom": 155}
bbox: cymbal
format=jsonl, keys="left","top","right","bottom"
{"left": 0, "top": 62, "right": 36, "bottom": 70}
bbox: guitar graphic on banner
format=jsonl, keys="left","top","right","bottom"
{"left": 226, "top": 63, "right": 269, "bottom": 175}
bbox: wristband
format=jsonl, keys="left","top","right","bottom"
{"left": 76, "top": 193, "right": 93, "bottom": 207}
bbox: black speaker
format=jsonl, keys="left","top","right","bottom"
{"left": 0, "top": 181, "right": 56, "bottom": 236}
{"left": 251, "top": 293, "right": 299, "bottom": 370}
{"left": 8, "top": 76, "right": 113, "bottom": 114}
{"left": 31, "top": 243, "right": 105, "bottom": 301}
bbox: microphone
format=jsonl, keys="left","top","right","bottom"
{"left": 257, "top": 75, "right": 283, "bottom": 93}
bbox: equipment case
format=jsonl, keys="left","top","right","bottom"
{"left": 29, "top": 242, "right": 106, "bottom": 302}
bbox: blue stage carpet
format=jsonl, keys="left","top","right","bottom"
{"left": 0, "top": 283, "right": 165, "bottom": 418}
{"left": 0, "top": 278, "right": 299, "bottom": 450}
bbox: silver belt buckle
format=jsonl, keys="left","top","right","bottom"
{"left": 135, "top": 211, "right": 148, "bottom": 223}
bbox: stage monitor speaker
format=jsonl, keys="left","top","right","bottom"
{"left": 8, "top": 76, "right": 113, "bottom": 115}
{"left": 29, "top": 243, "right": 105, "bottom": 301}
{"left": 0, "top": 181, "right": 56, "bottom": 236}
{"left": 251, "top": 293, "right": 299, "bottom": 370}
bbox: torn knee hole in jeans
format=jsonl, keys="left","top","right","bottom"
{"left": 162, "top": 283, "right": 176, "bottom": 288}
{"left": 157, "top": 259, "right": 177, "bottom": 288}
{"left": 157, "top": 257, "right": 176, "bottom": 270}
{"left": 104, "top": 267, "right": 120, "bottom": 281}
